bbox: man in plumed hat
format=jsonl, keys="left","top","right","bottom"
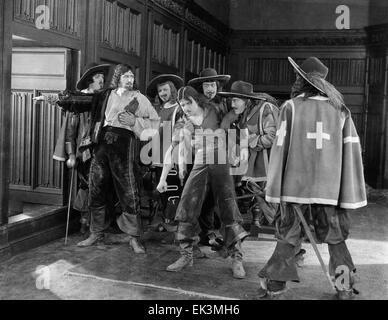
{"left": 187, "top": 68, "right": 231, "bottom": 248}
{"left": 257, "top": 57, "right": 367, "bottom": 299}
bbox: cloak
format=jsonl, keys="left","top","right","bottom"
{"left": 265, "top": 95, "right": 367, "bottom": 209}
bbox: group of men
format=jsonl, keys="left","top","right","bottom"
{"left": 50, "top": 56, "right": 366, "bottom": 300}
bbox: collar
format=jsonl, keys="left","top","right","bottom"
{"left": 296, "top": 93, "right": 329, "bottom": 101}
{"left": 163, "top": 101, "right": 178, "bottom": 109}
{"left": 114, "top": 88, "right": 138, "bottom": 97}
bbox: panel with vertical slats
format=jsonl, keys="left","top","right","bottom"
{"left": 13, "top": 0, "right": 81, "bottom": 37}
{"left": 10, "top": 90, "right": 63, "bottom": 191}
{"left": 100, "top": 0, "right": 141, "bottom": 56}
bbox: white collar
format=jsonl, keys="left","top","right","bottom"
{"left": 163, "top": 102, "right": 178, "bottom": 109}
{"left": 296, "top": 93, "right": 328, "bottom": 101}
{"left": 115, "top": 88, "right": 137, "bottom": 97}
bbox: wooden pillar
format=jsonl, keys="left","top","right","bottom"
{"left": 85, "top": 0, "right": 99, "bottom": 66}
{"left": 141, "top": 0, "right": 152, "bottom": 91}
{"left": 365, "top": 24, "right": 388, "bottom": 188}
{"left": 0, "top": 0, "right": 12, "bottom": 258}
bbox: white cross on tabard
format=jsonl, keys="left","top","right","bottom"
{"left": 307, "top": 122, "right": 330, "bottom": 149}
{"left": 276, "top": 121, "right": 287, "bottom": 146}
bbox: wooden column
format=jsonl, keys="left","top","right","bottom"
{"left": 84, "top": 0, "right": 97, "bottom": 66}
{"left": 365, "top": 24, "right": 388, "bottom": 188}
{"left": 0, "top": 0, "right": 12, "bottom": 258}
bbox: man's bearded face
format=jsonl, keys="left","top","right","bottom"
{"left": 119, "top": 71, "right": 135, "bottom": 90}
{"left": 202, "top": 81, "right": 217, "bottom": 100}
{"left": 157, "top": 83, "right": 172, "bottom": 103}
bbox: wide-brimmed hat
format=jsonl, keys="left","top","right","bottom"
{"left": 187, "top": 68, "right": 231, "bottom": 89}
{"left": 218, "top": 81, "right": 266, "bottom": 100}
{"left": 146, "top": 74, "right": 184, "bottom": 98}
{"left": 76, "top": 63, "right": 112, "bottom": 91}
{"left": 288, "top": 56, "right": 328, "bottom": 94}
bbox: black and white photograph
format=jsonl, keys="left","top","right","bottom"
{"left": 0, "top": 0, "right": 387, "bottom": 305}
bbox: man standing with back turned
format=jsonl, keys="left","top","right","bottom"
{"left": 257, "top": 57, "right": 367, "bottom": 300}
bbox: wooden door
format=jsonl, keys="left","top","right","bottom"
{"left": 9, "top": 47, "right": 72, "bottom": 209}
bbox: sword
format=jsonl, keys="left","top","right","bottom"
{"left": 65, "top": 167, "right": 75, "bottom": 245}
{"left": 294, "top": 204, "right": 336, "bottom": 292}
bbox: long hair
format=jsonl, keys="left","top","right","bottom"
{"left": 109, "top": 64, "right": 137, "bottom": 89}
{"left": 291, "top": 74, "right": 344, "bottom": 110}
{"left": 156, "top": 80, "right": 178, "bottom": 105}
{"left": 177, "top": 86, "right": 213, "bottom": 110}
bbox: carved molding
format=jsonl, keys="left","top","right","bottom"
{"left": 150, "top": 0, "right": 228, "bottom": 43}
{"left": 186, "top": 11, "right": 226, "bottom": 40}
{"left": 151, "top": 0, "right": 185, "bottom": 17}
{"left": 232, "top": 30, "right": 367, "bottom": 47}
{"left": 246, "top": 36, "right": 366, "bottom": 47}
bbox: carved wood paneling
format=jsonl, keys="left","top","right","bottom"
{"left": 36, "top": 96, "right": 63, "bottom": 189}
{"left": 152, "top": 22, "right": 180, "bottom": 68}
{"left": 245, "top": 57, "right": 365, "bottom": 88}
{"left": 10, "top": 91, "right": 34, "bottom": 187}
{"left": 13, "top": 0, "right": 81, "bottom": 37}
{"left": 185, "top": 38, "right": 226, "bottom": 76}
{"left": 10, "top": 90, "right": 63, "bottom": 192}
{"left": 101, "top": 0, "right": 142, "bottom": 56}
{"left": 369, "top": 57, "right": 384, "bottom": 86}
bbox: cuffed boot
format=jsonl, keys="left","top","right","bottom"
{"left": 257, "top": 277, "right": 287, "bottom": 298}
{"left": 230, "top": 241, "right": 246, "bottom": 279}
{"left": 129, "top": 236, "right": 146, "bottom": 254}
{"left": 166, "top": 241, "right": 194, "bottom": 272}
{"left": 77, "top": 232, "right": 103, "bottom": 247}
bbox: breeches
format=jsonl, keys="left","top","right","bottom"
{"left": 88, "top": 130, "right": 141, "bottom": 236}
{"left": 175, "top": 164, "right": 248, "bottom": 247}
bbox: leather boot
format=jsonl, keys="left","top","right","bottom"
{"left": 166, "top": 241, "right": 194, "bottom": 272}
{"left": 257, "top": 277, "right": 287, "bottom": 298}
{"left": 230, "top": 241, "right": 246, "bottom": 279}
{"left": 129, "top": 236, "right": 146, "bottom": 254}
{"left": 335, "top": 268, "right": 359, "bottom": 300}
{"left": 231, "top": 256, "right": 246, "bottom": 279}
{"left": 77, "top": 232, "right": 103, "bottom": 247}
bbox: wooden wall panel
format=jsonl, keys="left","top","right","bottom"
{"left": 10, "top": 90, "right": 63, "bottom": 194}
{"left": 230, "top": 30, "right": 368, "bottom": 152}
{"left": 151, "top": 22, "right": 180, "bottom": 68}
{"left": 10, "top": 91, "right": 34, "bottom": 187}
{"left": 100, "top": 0, "right": 142, "bottom": 56}
{"left": 13, "top": 0, "right": 81, "bottom": 37}
{"left": 364, "top": 23, "right": 388, "bottom": 187}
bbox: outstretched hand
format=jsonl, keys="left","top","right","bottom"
{"left": 33, "top": 95, "right": 47, "bottom": 101}
{"left": 157, "top": 180, "right": 168, "bottom": 193}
